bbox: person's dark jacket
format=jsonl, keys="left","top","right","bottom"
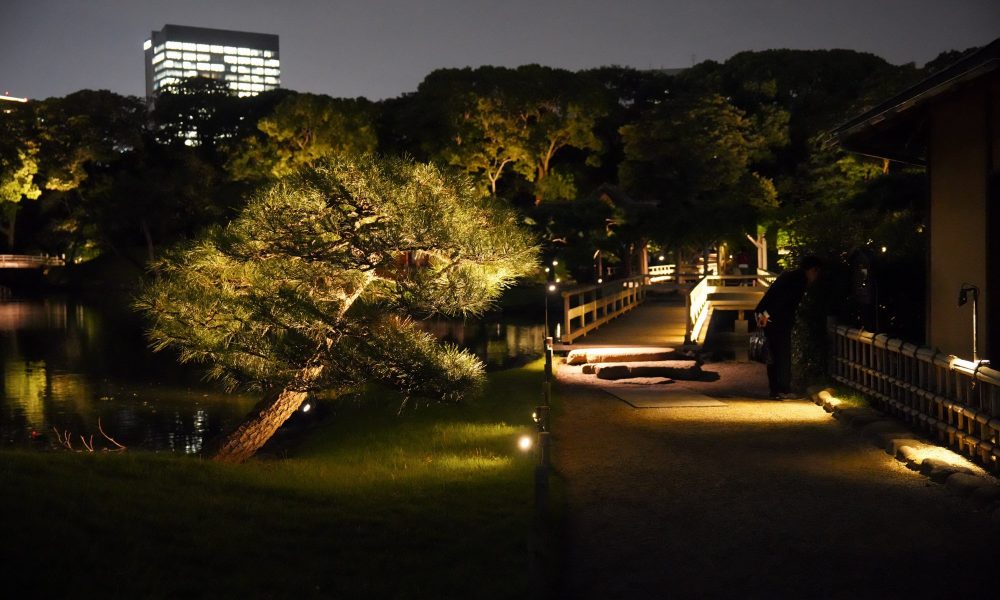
{"left": 755, "top": 269, "right": 807, "bottom": 331}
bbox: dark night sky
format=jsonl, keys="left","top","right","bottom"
{"left": 2, "top": 0, "right": 998, "bottom": 101}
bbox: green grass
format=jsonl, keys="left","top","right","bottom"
{"left": 830, "top": 385, "right": 872, "bottom": 410}
{"left": 0, "top": 361, "right": 553, "bottom": 599}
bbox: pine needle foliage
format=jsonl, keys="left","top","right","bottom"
{"left": 136, "top": 155, "right": 537, "bottom": 405}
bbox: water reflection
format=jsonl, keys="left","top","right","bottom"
{"left": 0, "top": 297, "right": 544, "bottom": 453}
{"left": 0, "top": 297, "right": 256, "bottom": 452}
{"left": 417, "top": 319, "right": 544, "bottom": 370}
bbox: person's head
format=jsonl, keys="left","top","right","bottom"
{"left": 799, "top": 255, "right": 823, "bottom": 284}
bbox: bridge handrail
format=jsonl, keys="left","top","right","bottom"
{"left": 830, "top": 324, "right": 1000, "bottom": 472}
{"left": 648, "top": 263, "right": 705, "bottom": 284}
{"left": 0, "top": 254, "right": 65, "bottom": 267}
{"left": 560, "top": 275, "right": 647, "bottom": 343}
{"left": 685, "top": 271, "right": 776, "bottom": 344}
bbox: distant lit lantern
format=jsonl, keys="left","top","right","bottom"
{"left": 518, "top": 435, "right": 533, "bottom": 451}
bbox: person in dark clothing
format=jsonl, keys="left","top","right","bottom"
{"left": 755, "top": 256, "right": 822, "bottom": 399}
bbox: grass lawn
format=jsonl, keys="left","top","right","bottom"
{"left": 0, "top": 360, "right": 554, "bottom": 599}
{"left": 829, "top": 385, "right": 872, "bottom": 410}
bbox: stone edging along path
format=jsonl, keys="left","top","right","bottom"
{"left": 808, "top": 386, "right": 1000, "bottom": 524}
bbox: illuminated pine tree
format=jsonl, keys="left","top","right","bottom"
{"left": 136, "top": 155, "right": 537, "bottom": 462}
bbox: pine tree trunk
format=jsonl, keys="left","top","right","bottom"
{"left": 207, "top": 366, "right": 322, "bottom": 463}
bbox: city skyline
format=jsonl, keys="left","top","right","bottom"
{"left": 2, "top": 0, "right": 999, "bottom": 101}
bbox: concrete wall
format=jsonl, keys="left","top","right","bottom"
{"left": 927, "top": 86, "right": 990, "bottom": 358}
{"left": 988, "top": 80, "right": 1000, "bottom": 360}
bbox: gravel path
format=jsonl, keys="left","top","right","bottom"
{"left": 554, "top": 362, "right": 997, "bottom": 599}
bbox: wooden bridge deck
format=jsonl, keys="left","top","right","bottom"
{"left": 557, "top": 295, "right": 689, "bottom": 349}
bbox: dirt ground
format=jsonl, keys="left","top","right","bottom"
{"left": 553, "top": 361, "right": 998, "bottom": 599}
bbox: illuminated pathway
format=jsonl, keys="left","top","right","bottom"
{"left": 553, "top": 362, "right": 997, "bottom": 599}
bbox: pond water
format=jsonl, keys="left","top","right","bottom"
{"left": 0, "top": 296, "right": 544, "bottom": 453}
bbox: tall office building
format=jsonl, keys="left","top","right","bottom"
{"left": 144, "top": 24, "right": 280, "bottom": 98}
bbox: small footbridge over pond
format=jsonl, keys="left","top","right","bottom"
{"left": 554, "top": 265, "right": 777, "bottom": 352}
{"left": 0, "top": 255, "right": 66, "bottom": 297}
{"left": 0, "top": 255, "right": 64, "bottom": 270}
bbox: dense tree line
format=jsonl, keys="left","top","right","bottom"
{"left": 0, "top": 48, "right": 968, "bottom": 317}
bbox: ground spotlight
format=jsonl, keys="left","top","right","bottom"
{"left": 518, "top": 435, "right": 533, "bottom": 452}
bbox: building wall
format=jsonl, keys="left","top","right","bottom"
{"left": 927, "top": 85, "right": 990, "bottom": 358}
{"left": 988, "top": 80, "right": 1000, "bottom": 360}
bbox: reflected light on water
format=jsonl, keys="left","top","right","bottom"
{"left": 1, "top": 298, "right": 545, "bottom": 453}
{"left": 0, "top": 298, "right": 255, "bottom": 452}
{"left": 416, "top": 319, "right": 545, "bottom": 370}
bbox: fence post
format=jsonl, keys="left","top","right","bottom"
{"left": 684, "top": 288, "right": 693, "bottom": 345}
{"left": 563, "top": 292, "right": 571, "bottom": 342}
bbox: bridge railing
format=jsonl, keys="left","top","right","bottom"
{"left": 648, "top": 264, "right": 703, "bottom": 285}
{"left": 560, "top": 275, "right": 647, "bottom": 343}
{"left": 685, "top": 274, "right": 774, "bottom": 344}
{"left": 830, "top": 325, "right": 1000, "bottom": 472}
{"left": 0, "top": 254, "right": 65, "bottom": 268}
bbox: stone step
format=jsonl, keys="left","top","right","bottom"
{"left": 584, "top": 360, "right": 703, "bottom": 381}
{"left": 566, "top": 347, "right": 681, "bottom": 365}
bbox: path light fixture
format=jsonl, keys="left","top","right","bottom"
{"left": 958, "top": 283, "right": 983, "bottom": 362}
{"left": 545, "top": 278, "right": 557, "bottom": 340}
{"left": 533, "top": 405, "right": 550, "bottom": 432}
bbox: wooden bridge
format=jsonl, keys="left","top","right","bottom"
{"left": 556, "top": 267, "right": 776, "bottom": 349}
{"left": 0, "top": 255, "right": 64, "bottom": 269}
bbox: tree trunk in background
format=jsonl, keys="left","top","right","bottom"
{"left": 140, "top": 219, "right": 155, "bottom": 263}
{"left": 1, "top": 211, "right": 15, "bottom": 249}
{"left": 207, "top": 366, "right": 322, "bottom": 463}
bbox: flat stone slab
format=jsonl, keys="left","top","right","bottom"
{"left": 616, "top": 377, "right": 675, "bottom": 385}
{"left": 592, "top": 361, "right": 705, "bottom": 382}
{"left": 566, "top": 347, "right": 678, "bottom": 365}
{"left": 885, "top": 437, "right": 926, "bottom": 457}
{"left": 945, "top": 472, "right": 990, "bottom": 496}
{"left": 971, "top": 484, "right": 1000, "bottom": 506}
{"left": 919, "top": 457, "right": 978, "bottom": 479}
{"left": 601, "top": 387, "right": 726, "bottom": 408}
